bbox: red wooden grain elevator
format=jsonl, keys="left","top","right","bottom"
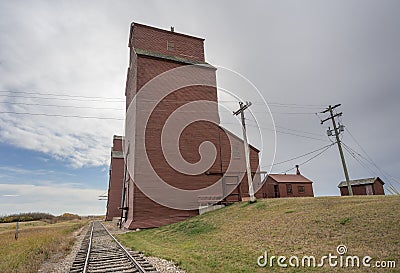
{"left": 105, "top": 135, "right": 124, "bottom": 221}
{"left": 119, "top": 23, "right": 260, "bottom": 229}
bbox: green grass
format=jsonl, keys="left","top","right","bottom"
{"left": 0, "top": 219, "right": 87, "bottom": 273}
{"left": 117, "top": 195, "right": 400, "bottom": 273}
{"left": 338, "top": 217, "right": 351, "bottom": 225}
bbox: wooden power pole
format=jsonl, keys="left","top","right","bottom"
{"left": 233, "top": 101, "right": 256, "bottom": 202}
{"left": 320, "top": 104, "right": 353, "bottom": 196}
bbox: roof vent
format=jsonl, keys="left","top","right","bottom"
{"left": 296, "top": 165, "right": 301, "bottom": 175}
{"left": 171, "top": 26, "right": 175, "bottom": 32}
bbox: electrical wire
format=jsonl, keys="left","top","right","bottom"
{"left": 266, "top": 102, "right": 325, "bottom": 107}
{"left": 274, "top": 125, "right": 325, "bottom": 137}
{"left": 0, "top": 90, "right": 124, "bottom": 101}
{"left": 270, "top": 111, "right": 317, "bottom": 115}
{"left": 342, "top": 141, "right": 400, "bottom": 194}
{"left": 0, "top": 111, "right": 124, "bottom": 120}
{"left": 0, "top": 94, "right": 124, "bottom": 103}
{"left": 342, "top": 143, "right": 376, "bottom": 176}
{"left": 274, "top": 128, "right": 329, "bottom": 142}
{"left": 0, "top": 101, "right": 124, "bottom": 111}
{"left": 345, "top": 128, "right": 392, "bottom": 179}
{"left": 279, "top": 144, "right": 334, "bottom": 174}
{"left": 0, "top": 90, "right": 327, "bottom": 108}
{"left": 343, "top": 141, "right": 400, "bottom": 187}
{"left": 262, "top": 142, "right": 336, "bottom": 167}
{"left": 243, "top": 117, "right": 325, "bottom": 137}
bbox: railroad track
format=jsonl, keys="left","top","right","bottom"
{"left": 69, "top": 221, "right": 158, "bottom": 273}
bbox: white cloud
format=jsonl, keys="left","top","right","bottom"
{"left": 0, "top": 183, "right": 106, "bottom": 216}
{"left": 0, "top": 166, "right": 50, "bottom": 175}
{"left": 0, "top": 1, "right": 127, "bottom": 167}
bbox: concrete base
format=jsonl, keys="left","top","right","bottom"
{"left": 199, "top": 204, "right": 225, "bottom": 215}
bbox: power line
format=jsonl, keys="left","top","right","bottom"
{"left": 342, "top": 143, "right": 376, "bottom": 176}
{"left": 274, "top": 129, "right": 329, "bottom": 142}
{"left": 262, "top": 142, "right": 336, "bottom": 167}
{"left": 0, "top": 90, "right": 124, "bottom": 101}
{"left": 0, "top": 101, "right": 124, "bottom": 111}
{"left": 0, "top": 111, "right": 124, "bottom": 120}
{"left": 279, "top": 144, "right": 334, "bottom": 174}
{"left": 267, "top": 102, "right": 326, "bottom": 107}
{"left": 243, "top": 118, "right": 326, "bottom": 137}
{"left": 270, "top": 111, "right": 317, "bottom": 115}
{"left": 342, "top": 142, "right": 400, "bottom": 194}
{"left": 0, "top": 91, "right": 324, "bottom": 107}
{"left": 242, "top": 123, "right": 330, "bottom": 142}
{"left": 345, "top": 128, "right": 386, "bottom": 176}
{"left": 266, "top": 104, "right": 323, "bottom": 110}
{"left": 0, "top": 90, "right": 328, "bottom": 108}
{"left": 274, "top": 125, "right": 325, "bottom": 137}
{"left": 342, "top": 141, "right": 400, "bottom": 187}
{"left": 0, "top": 94, "right": 124, "bottom": 102}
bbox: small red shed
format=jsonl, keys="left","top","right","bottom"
{"left": 256, "top": 166, "right": 314, "bottom": 198}
{"left": 338, "top": 177, "right": 385, "bottom": 196}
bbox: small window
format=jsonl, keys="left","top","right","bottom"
{"left": 286, "top": 184, "right": 292, "bottom": 194}
{"left": 298, "top": 186, "right": 305, "bottom": 193}
{"left": 167, "top": 41, "right": 175, "bottom": 51}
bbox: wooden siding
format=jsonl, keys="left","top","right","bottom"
{"left": 121, "top": 23, "right": 260, "bottom": 229}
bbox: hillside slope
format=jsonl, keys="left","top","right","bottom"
{"left": 117, "top": 196, "right": 399, "bottom": 273}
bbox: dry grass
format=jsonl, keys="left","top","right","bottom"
{"left": 0, "top": 220, "right": 87, "bottom": 273}
{"left": 117, "top": 195, "right": 399, "bottom": 273}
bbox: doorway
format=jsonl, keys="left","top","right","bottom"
{"left": 274, "top": 185, "right": 280, "bottom": 198}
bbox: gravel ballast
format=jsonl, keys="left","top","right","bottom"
{"left": 38, "top": 220, "right": 186, "bottom": 273}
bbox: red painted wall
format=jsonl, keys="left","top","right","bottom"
{"left": 120, "top": 23, "right": 260, "bottom": 229}
{"left": 340, "top": 180, "right": 385, "bottom": 196}
{"left": 255, "top": 175, "right": 314, "bottom": 198}
{"left": 105, "top": 136, "right": 124, "bottom": 221}
{"left": 131, "top": 23, "right": 205, "bottom": 62}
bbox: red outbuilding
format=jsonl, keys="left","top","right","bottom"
{"left": 338, "top": 177, "right": 385, "bottom": 196}
{"left": 255, "top": 166, "right": 314, "bottom": 198}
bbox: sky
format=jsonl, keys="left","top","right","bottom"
{"left": 0, "top": 0, "right": 399, "bottom": 216}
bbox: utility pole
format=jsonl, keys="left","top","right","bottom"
{"left": 233, "top": 101, "right": 256, "bottom": 203}
{"left": 320, "top": 104, "right": 353, "bottom": 196}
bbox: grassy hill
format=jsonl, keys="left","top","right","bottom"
{"left": 117, "top": 195, "right": 399, "bottom": 273}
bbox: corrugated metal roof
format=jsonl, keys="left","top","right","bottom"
{"left": 269, "top": 174, "right": 312, "bottom": 183}
{"left": 337, "top": 177, "right": 383, "bottom": 188}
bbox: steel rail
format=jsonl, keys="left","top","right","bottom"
{"left": 100, "top": 222, "right": 147, "bottom": 273}
{"left": 82, "top": 222, "right": 94, "bottom": 273}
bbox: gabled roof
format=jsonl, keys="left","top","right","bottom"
{"left": 338, "top": 177, "right": 384, "bottom": 188}
{"left": 219, "top": 125, "right": 260, "bottom": 153}
{"left": 269, "top": 174, "right": 312, "bottom": 183}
